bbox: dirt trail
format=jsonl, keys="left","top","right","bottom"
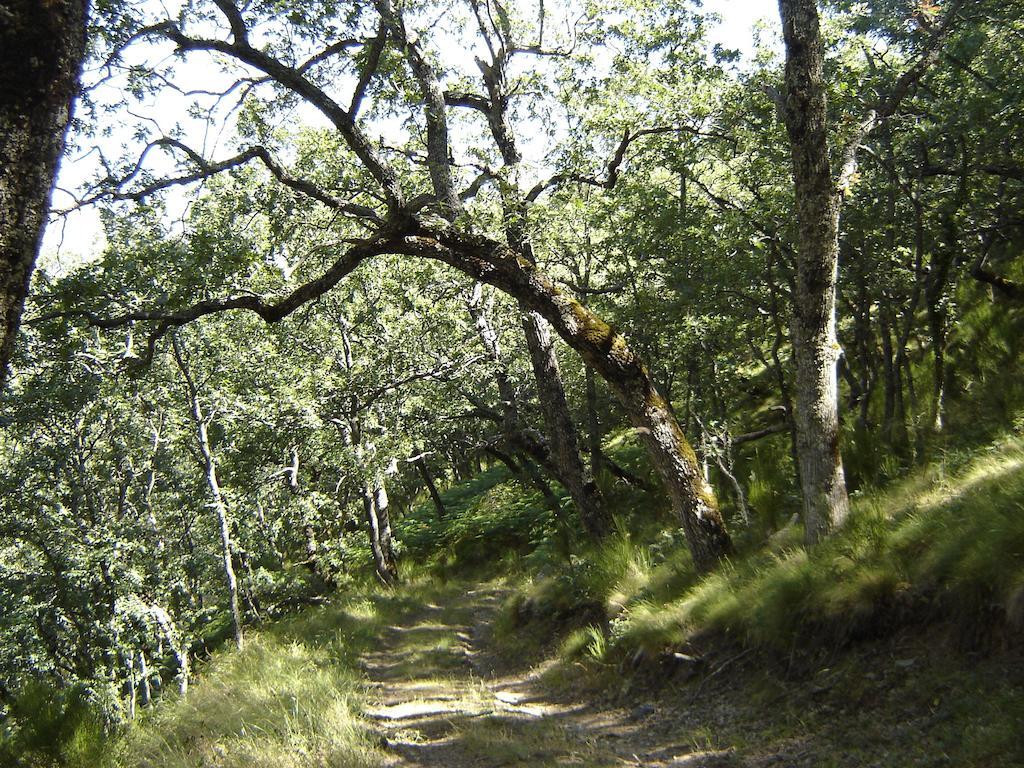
{"left": 359, "top": 586, "right": 735, "bottom": 767}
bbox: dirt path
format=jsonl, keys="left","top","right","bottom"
{"left": 359, "top": 585, "right": 736, "bottom": 767}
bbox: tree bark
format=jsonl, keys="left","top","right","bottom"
{"left": 584, "top": 365, "right": 605, "bottom": 476}
{"left": 521, "top": 310, "right": 611, "bottom": 538}
{"left": 777, "top": 0, "right": 851, "bottom": 544}
{"left": 0, "top": 0, "right": 88, "bottom": 387}
{"left": 467, "top": 282, "right": 608, "bottom": 540}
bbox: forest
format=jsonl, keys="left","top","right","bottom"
{"left": 0, "top": 0, "right": 1023, "bottom": 765}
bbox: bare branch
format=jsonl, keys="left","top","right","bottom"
{"left": 362, "top": 354, "right": 486, "bottom": 409}
{"left": 349, "top": 22, "right": 387, "bottom": 115}
{"left": 139, "top": 21, "right": 407, "bottom": 209}
{"left": 526, "top": 127, "right": 675, "bottom": 202}
{"left": 298, "top": 38, "right": 363, "bottom": 75}
{"left": 66, "top": 139, "right": 382, "bottom": 223}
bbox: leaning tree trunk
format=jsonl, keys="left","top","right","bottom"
{"left": 194, "top": 406, "right": 245, "bottom": 650}
{"left": 399, "top": 229, "right": 732, "bottom": 572}
{"left": 0, "top": 0, "right": 88, "bottom": 387}
{"left": 467, "top": 282, "right": 611, "bottom": 539}
{"left": 414, "top": 454, "right": 448, "bottom": 518}
{"left": 777, "top": 0, "right": 851, "bottom": 544}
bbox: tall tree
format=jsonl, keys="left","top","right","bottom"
{"left": 776, "top": 0, "right": 852, "bottom": 543}
{"left": 0, "top": 0, "right": 88, "bottom": 387}
{"left": 776, "top": 0, "right": 964, "bottom": 539}
{"left": 171, "top": 335, "right": 244, "bottom": 650}
{"left": 61, "top": 0, "right": 733, "bottom": 571}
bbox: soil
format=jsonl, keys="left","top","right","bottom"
{"left": 359, "top": 583, "right": 1024, "bottom": 767}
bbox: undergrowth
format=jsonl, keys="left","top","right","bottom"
{"left": 107, "top": 593, "right": 392, "bottom": 768}
{"left": 504, "top": 434, "right": 1024, "bottom": 666}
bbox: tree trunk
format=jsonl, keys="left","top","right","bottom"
{"left": 521, "top": 310, "right": 611, "bottom": 538}
{"left": 584, "top": 365, "right": 606, "bottom": 476}
{"left": 401, "top": 230, "right": 732, "bottom": 572}
{"left": 197, "top": 417, "right": 244, "bottom": 650}
{"left": 880, "top": 299, "right": 900, "bottom": 444}
{"left": 171, "top": 338, "right": 244, "bottom": 650}
{"left": 362, "top": 477, "right": 398, "bottom": 585}
{"left": 414, "top": 454, "right": 447, "bottom": 518}
{"left": 126, "top": 651, "right": 137, "bottom": 720}
{"left": 139, "top": 651, "right": 151, "bottom": 707}
{"left": 150, "top": 603, "right": 188, "bottom": 696}
{"left": 0, "top": 0, "right": 88, "bottom": 387}
{"left": 777, "top": 0, "right": 851, "bottom": 544}
{"left": 926, "top": 228, "right": 957, "bottom": 434}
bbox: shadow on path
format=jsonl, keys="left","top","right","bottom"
{"left": 360, "top": 585, "right": 736, "bottom": 767}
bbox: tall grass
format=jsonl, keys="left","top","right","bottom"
{"left": 110, "top": 596, "right": 389, "bottom": 768}
{"left": 568, "top": 435, "right": 1024, "bottom": 658}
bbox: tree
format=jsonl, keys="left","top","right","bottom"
{"left": 0, "top": 0, "right": 88, "bottom": 387}
{"left": 60, "top": 0, "right": 733, "bottom": 571}
{"left": 171, "top": 335, "right": 245, "bottom": 650}
{"left": 776, "top": 0, "right": 964, "bottom": 541}
{"left": 776, "top": 0, "right": 853, "bottom": 543}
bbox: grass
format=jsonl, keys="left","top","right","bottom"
{"left": 46, "top": 435, "right": 1024, "bottom": 768}
{"left": 398, "top": 464, "right": 563, "bottom": 573}
{"left": 109, "top": 593, "right": 391, "bottom": 768}
{"left": 534, "top": 435, "right": 1024, "bottom": 662}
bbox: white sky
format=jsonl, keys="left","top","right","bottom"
{"left": 41, "top": 0, "right": 776, "bottom": 272}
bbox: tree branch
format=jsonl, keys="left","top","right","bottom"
{"left": 349, "top": 22, "right": 387, "bottom": 115}
{"left": 835, "top": 0, "right": 966, "bottom": 196}
{"left": 141, "top": 20, "right": 407, "bottom": 209}
{"left": 34, "top": 236, "right": 395, "bottom": 365}
{"left": 71, "top": 139, "right": 382, "bottom": 223}
{"left": 526, "top": 126, "right": 725, "bottom": 202}
{"left": 375, "top": 0, "right": 461, "bottom": 219}
{"left": 211, "top": 0, "right": 248, "bottom": 45}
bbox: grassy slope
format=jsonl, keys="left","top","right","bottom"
{"left": 109, "top": 593, "right": 393, "bottom": 768}
{"left": 443, "top": 433, "right": 1024, "bottom": 765}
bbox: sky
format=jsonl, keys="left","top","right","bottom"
{"left": 41, "top": 0, "right": 777, "bottom": 271}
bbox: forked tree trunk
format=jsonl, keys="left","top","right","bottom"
{"left": 521, "top": 311, "right": 611, "bottom": 538}
{"left": 777, "top": 0, "right": 851, "bottom": 544}
{"left": 0, "top": 0, "right": 88, "bottom": 387}
{"left": 362, "top": 477, "right": 398, "bottom": 585}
